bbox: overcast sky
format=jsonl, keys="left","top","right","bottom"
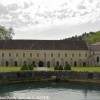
{"left": 0, "top": 0, "right": 100, "bottom": 40}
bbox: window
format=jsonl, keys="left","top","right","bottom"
{"left": 16, "top": 53, "right": 18, "bottom": 57}
{"left": 65, "top": 53, "right": 67, "bottom": 57}
{"left": 79, "top": 53, "right": 81, "bottom": 57}
{"left": 23, "top": 53, "right": 25, "bottom": 57}
{"left": 2, "top": 53, "right": 4, "bottom": 57}
{"left": 6, "top": 61, "right": 9, "bottom": 66}
{"left": 51, "top": 53, "right": 53, "bottom": 57}
{"left": 97, "top": 57, "right": 99, "bottom": 62}
{"left": 30, "top": 53, "right": 32, "bottom": 57}
{"left": 14, "top": 61, "right": 18, "bottom": 66}
{"left": 58, "top": 53, "right": 60, "bottom": 57}
{"left": 9, "top": 53, "right": 11, "bottom": 57}
{"left": 72, "top": 53, "right": 74, "bottom": 57}
{"left": 56, "top": 61, "right": 59, "bottom": 66}
{"left": 37, "top": 53, "right": 39, "bottom": 57}
{"left": 47, "top": 61, "right": 50, "bottom": 67}
{"left": 44, "top": 53, "right": 46, "bottom": 57}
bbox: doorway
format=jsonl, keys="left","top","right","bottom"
{"left": 39, "top": 61, "right": 43, "bottom": 67}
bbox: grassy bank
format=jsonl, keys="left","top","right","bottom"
{"left": 0, "top": 67, "right": 21, "bottom": 71}
{"left": 49, "top": 67, "right": 100, "bottom": 72}
{"left": 0, "top": 67, "right": 100, "bottom": 72}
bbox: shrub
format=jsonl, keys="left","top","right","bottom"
{"left": 58, "top": 65, "right": 63, "bottom": 70}
{"left": 64, "top": 62, "right": 71, "bottom": 70}
{"left": 29, "top": 64, "right": 34, "bottom": 70}
{"left": 21, "top": 63, "right": 30, "bottom": 70}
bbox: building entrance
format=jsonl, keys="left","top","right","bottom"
{"left": 39, "top": 61, "right": 43, "bottom": 67}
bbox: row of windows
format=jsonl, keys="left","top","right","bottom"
{"left": 3, "top": 60, "right": 87, "bottom": 67}
{"left": 1, "top": 53, "right": 88, "bottom": 58}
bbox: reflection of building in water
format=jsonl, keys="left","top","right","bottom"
{"left": 0, "top": 40, "right": 100, "bottom": 67}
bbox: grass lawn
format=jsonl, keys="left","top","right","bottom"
{"left": 0, "top": 67, "right": 21, "bottom": 71}
{"left": 0, "top": 67, "right": 100, "bottom": 72}
{"left": 49, "top": 67, "right": 100, "bottom": 72}
{"left": 0, "top": 67, "right": 37, "bottom": 71}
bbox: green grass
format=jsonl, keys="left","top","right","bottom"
{"left": 0, "top": 67, "right": 37, "bottom": 71}
{"left": 0, "top": 67, "right": 100, "bottom": 72}
{"left": 48, "top": 67, "right": 100, "bottom": 72}
{"left": 0, "top": 67, "right": 21, "bottom": 71}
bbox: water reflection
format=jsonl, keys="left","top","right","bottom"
{"left": 0, "top": 82, "right": 100, "bottom": 100}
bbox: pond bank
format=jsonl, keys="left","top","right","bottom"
{"left": 0, "top": 71, "right": 100, "bottom": 84}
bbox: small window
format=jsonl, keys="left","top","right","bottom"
{"left": 30, "top": 53, "right": 32, "bottom": 57}
{"left": 37, "top": 53, "right": 39, "bottom": 57}
{"left": 16, "top": 53, "right": 18, "bottom": 57}
{"left": 51, "top": 53, "right": 53, "bottom": 57}
{"left": 23, "top": 53, "right": 25, "bottom": 57}
{"left": 79, "top": 53, "right": 81, "bottom": 57}
{"left": 9, "top": 53, "right": 11, "bottom": 57}
{"left": 97, "top": 57, "right": 99, "bottom": 62}
{"left": 65, "top": 53, "right": 67, "bottom": 57}
{"left": 44, "top": 53, "right": 46, "bottom": 57}
{"left": 2, "top": 53, "right": 4, "bottom": 57}
{"left": 72, "top": 53, "right": 74, "bottom": 57}
{"left": 58, "top": 53, "right": 60, "bottom": 57}
{"left": 56, "top": 61, "right": 59, "bottom": 66}
{"left": 6, "top": 61, "right": 9, "bottom": 66}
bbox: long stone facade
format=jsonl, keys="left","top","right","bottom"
{"left": 0, "top": 40, "right": 99, "bottom": 67}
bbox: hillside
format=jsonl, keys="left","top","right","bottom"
{"left": 65, "top": 31, "right": 100, "bottom": 44}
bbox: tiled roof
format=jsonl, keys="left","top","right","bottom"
{"left": 0, "top": 40, "right": 88, "bottom": 50}
{"left": 91, "top": 42, "right": 100, "bottom": 51}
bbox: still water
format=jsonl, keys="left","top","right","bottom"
{"left": 0, "top": 82, "right": 100, "bottom": 100}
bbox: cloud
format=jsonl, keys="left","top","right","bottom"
{"left": 0, "top": 0, "right": 100, "bottom": 39}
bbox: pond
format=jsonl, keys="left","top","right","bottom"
{"left": 0, "top": 82, "right": 100, "bottom": 100}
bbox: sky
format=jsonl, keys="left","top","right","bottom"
{"left": 0, "top": 0, "right": 100, "bottom": 40}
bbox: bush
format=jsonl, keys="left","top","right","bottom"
{"left": 64, "top": 62, "right": 71, "bottom": 70}
{"left": 58, "top": 65, "right": 63, "bottom": 70}
{"left": 54, "top": 65, "right": 58, "bottom": 70}
{"left": 29, "top": 64, "right": 34, "bottom": 70}
{"left": 21, "top": 63, "right": 30, "bottom": 70}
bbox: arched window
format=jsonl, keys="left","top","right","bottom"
{"left": 74, "top": 61, "right": 77, "bottom": 67}
{"left": 14, "top": 61, "right": 18, "bottom": 66}
{"left": 6, "top": 61, "right": 9, "bottom": 66}
{"left": 56, "top": 61, "right": 59, "bottom": 66}
{"left": 83, "top": 62, "right": 86, "bottom": 67}
{"left": 97, "top": 57, "right": 99, "bottom": 62}
{"left": 23, "top": 61, "right": 26, "bottom": 64}
{"left": 32, "top": 61, "right": 35, "bottom": 66}
{"left": 47, "top": 61, "right": 50, "bottom": 67}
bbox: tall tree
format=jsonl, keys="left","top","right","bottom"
{"left": 0, "top": 26, "right": 14, "bottom": 40}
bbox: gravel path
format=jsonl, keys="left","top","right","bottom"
{"left": 37, "top": 67, "right": 49, "bottom": 71}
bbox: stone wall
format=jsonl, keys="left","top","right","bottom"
{"left": 0, "top": 71, "right": 100, "bottom": 84}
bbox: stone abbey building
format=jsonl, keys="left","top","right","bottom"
{"left": 0, "top": 40, "right": 99, "bottom": 67}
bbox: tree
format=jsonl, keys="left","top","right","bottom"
{"left": 64, "top": 62, "right": 71, "bottom": 70}
{"left": 0, "top": 25, "right": 14, "bottom": 40}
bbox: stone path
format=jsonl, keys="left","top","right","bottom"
{"left": 37, "top": 67, "right": 49, "bottom": 71}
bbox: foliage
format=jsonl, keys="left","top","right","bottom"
{"left": 65, "top": 31, "right": 100, "bottom": 44}
{"left": 64, "top": 62, "right": 71, "bottom": 70}
{"left": 58, "top": 65, "right": 63, "bottom": 70}
{"left": 29, "top": 64, "right": 34, "bottom": 70}
{"left": 20, "top": 63, "right": 30, "bottom": 70}
{"left": 0, "top": 25, "right": 14, "bottom": 40}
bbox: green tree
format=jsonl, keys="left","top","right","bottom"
{"left": 64, "top": 62, "right": 71, "bottom": 70}
{"left": 21, "top": 63, "right": 30, "bottom": 70}
{"left": 0, "top": 25, "right": 14, "bottom": 40}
